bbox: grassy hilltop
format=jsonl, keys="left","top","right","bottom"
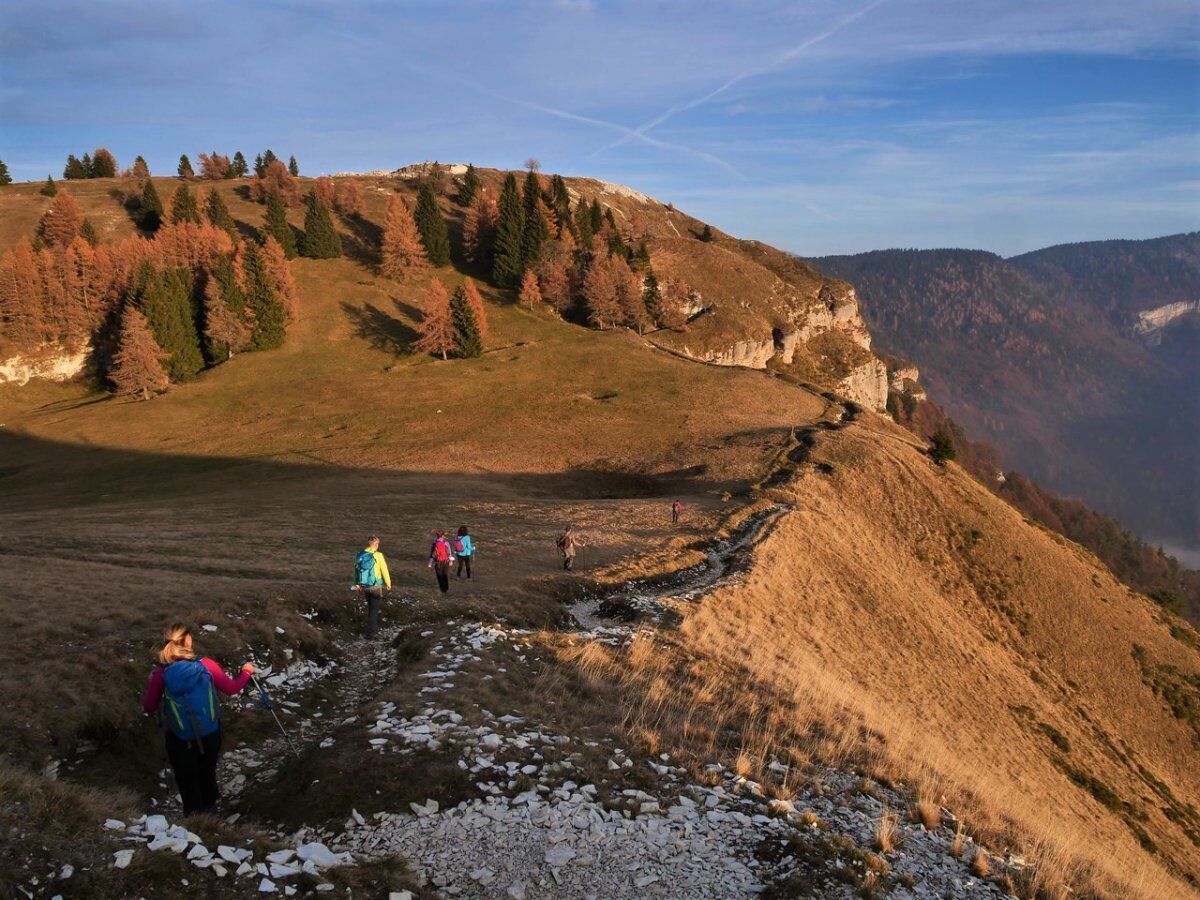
{"left": 0, "top": 168, "right": 1197, "bottom": 898}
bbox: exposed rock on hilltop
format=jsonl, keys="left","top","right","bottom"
{"left": 554, "top": 180, "right": 898, "bottom": 411}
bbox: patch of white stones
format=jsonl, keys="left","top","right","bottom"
{"left": 101, "top": 814, "right": 351, "bottom": 895}
{"left": 285, "top": 621, "right": 1009, "bottom": 899}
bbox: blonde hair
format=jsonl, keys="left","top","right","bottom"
{"left": 158, "top": 623, "right": 196, "bottom": 666}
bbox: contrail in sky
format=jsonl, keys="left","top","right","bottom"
{"left": 589, "top": 0, "right": 888, "bottom": 162}
{"left": 486, "top": 91, "right": 746, "bottom": 178}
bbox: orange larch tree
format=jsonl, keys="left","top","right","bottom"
{"left": 413, "top": 279, "right": 455, "bottom": 360}
{"left": 39, "top": 191, "right": 83, "bottom": 247}
{"left": 110, "top": 306, "right": 169, "bottom": 398}
{"left": 380, "top": 195, "right": 427, "bottom": 277}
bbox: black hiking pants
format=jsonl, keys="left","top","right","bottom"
{"left": 434, "top": 561, "right": 451, "bottom": 593}
{"left": 361, "top": 585, "right": 383, "bottom": 637}
{"left": 165, "top": 728, "right": 223, "bottom": 815}
{"left": 456, "top": 554, "right": 472, "bottom": 579}
{"left": 563, "top": 554, "right": 574, "bottom": 571}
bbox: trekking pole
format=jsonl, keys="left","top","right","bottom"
{"left": 246, "top": 669, "right": 301, "bottom": 758}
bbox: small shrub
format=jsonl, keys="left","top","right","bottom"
{"left": 930, "top": 429, "right": 956, "bottom": 466}
{"left": 1037, "top": 722, "right": 1071, "bottom": 753}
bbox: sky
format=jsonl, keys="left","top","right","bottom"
{"left": 1, "top": 0, "right": 1197, "bottom": 256}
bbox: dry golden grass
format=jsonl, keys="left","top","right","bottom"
{"left": 553, "top": 410, "right": 1200, "bottom": 898}
{"left": 875, "top": 806, "right": 901, "bottom": 853}
{"left": 970, "top": 848, "right": 991, "bottom": 879}
{"left": 949, "top": 821, "right": 966, "bottom": 858}
{"left": 910, "top": 789, "right": 942, "bottom": 830}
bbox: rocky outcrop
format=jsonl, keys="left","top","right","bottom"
{"left": 837, "top": 358, "right": 889, "bottom": 411}
{"left": 1133, "top": 300, "right": 1199, "bottom": 346}
{"left": 0, "top": 345, "right": 89, "bottom": 386}
{"left": 796, "top": 285, "right": 873, "bottom": 351}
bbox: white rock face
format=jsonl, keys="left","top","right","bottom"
{"left": 837, "top": 359, "right": 889, "bottom": 412}
{"left": 1133, "top": 299, "right": 1199, "bottom": 345}
{"left": 0, "top": 345, "right": 88, "bottom": 385}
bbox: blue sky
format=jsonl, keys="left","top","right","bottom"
{"left": 1, "top": 0, "right": 1196, "bottom": 255}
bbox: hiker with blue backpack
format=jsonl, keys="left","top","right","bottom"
{"left": 141, "top": 623, "right": 254, "bottom": 815}
{"left": 353, "top": 536, "right": 392, "bottom": 638}
{"left": 454, "top": 525, "right": 475, "bottom": 580}
{"left": 429, "top": 530, "right": 455, "bottom": 593}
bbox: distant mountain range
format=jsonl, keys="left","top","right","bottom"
{"left": 809, "top": 233, "right": 1200, "bottom": 563}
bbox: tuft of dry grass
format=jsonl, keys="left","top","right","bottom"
{"left": 734, "top": 751, "right": 754, "bottom": 778}
{"left": 969, "top": 848, "right": 991, "bottom": 879}
{"left": 949, "top": 821, "right": 966, "bottom": 858}
{"left": 910, "top": 795, "right": 942, "bottom": 830}
{"left": 875, "top": 806, "right": 901, "bottom": 854}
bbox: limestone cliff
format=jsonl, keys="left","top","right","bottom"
{"left": 1133, "top": 299, "right": 1199, "bottom": 346}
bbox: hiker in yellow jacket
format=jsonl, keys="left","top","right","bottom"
{"left": 354, "top": 536, "right": 391, "bottom": 638}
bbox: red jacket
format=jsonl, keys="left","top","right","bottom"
{"left": 142, "top": 657, "right": 252, "bottom": 714}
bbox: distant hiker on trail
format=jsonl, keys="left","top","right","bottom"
{"left": 353, "top": 536, "right": 391, "bottom": 638}
{"left": 672, "top": 499, "right": 683, "bottom": 525}
{"left": 557, "top": 526, "right": 585, "bottom": 571}
{"left": 141, "top": 624, "right": 254, "bottom": 815}
{"left": 429, "top": 530, "right": 455, "bottom": 593}
{"left": 454, "top": 525, "right": 475, "bottom": 580}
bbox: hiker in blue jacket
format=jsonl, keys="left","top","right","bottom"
{"left": 454, "top": 525, "right": 475, "bottom": 580}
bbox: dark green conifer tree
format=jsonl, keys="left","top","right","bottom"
{"left": 642, "top": 268, "right": 661, "bottom": 324}
{"left": 633, "top": 242, "right": 651, "bottom": 270}
{"left": 204, "top": 189, "right": 238, "bottom": 238}
{"left": 177, "top": 155, "right": 194, "bottom": 178}
{"left": 231, "top": 151, "right": 249, "bottom": 177}
{"left": 242, "top": 242, "right": 287, "bottom": 350}
{"left": 574, "top": 199, "right": 592, "bottom": 246}
{"left": 491, "top": 173, "right": 525, "bottom": 287}
{"left": 699, "top": 223, "right": 714, "bottom": 242}
{"left": 520, "top": 169, "right": 550, "bottom": 268}
{"left": 0, "top": 160, "right": 10, "bottom": 186}
{"left": 170, "top": 183, "right": 201, "bottom": 224}
{"left": 81, "top": 153, "right": 93, "bottom": 177}
{"left": 132, "top": 266, "right": 205, "bottom": 381}
{"left": 41, "top": 176, "right": 58, "bottom": 197}
{"left": 63, "top": 155, "right": 87, "bottom": 179}
{"left": 457, "top": 164, "right": 481, "bottom": 206}
{"left": 413, "top": 182, "right": 451, "bottom": 265}
{"left": 80, "top": 219, "right": 99, "bottom": 247}
{"left": 288, "top": 155, "right": 299, "bottom": 177}
{"left": 262, "top": 149, "right": 278, "bottom": 171}
{"left": 90, "top": 149, "right": 117, "bottom": 178}
{"left": 450, "top": 284, "right": 484, "bottom": 358}
{"left": 299, "top": 192, "right": 343, "bottom": 259}
{"left": 589, "top": 199, "right": 603, "bottom": 235}
{"left": 261, "top": 188, "right": 297, "bottom": 258}
{"left": 140, "top": 178, "right": 164, "bottom": 231}
{"left": 253, "top": 153, "right": 265, "bottom": 177}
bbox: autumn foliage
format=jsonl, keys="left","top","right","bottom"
{"left": 380, "top": 195, "right": 427, "bottom": 277}
{"left": 39, "top": 192, "right": 83, "bottom": 247}
{"left": 249, "top": 159, "right": 299, "bottom": 205}
{"left": 109, "top": 306, "right": 169, "bottom": 398}
{"left": 413, "top": 279, "right": 455, "bottom": 360}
